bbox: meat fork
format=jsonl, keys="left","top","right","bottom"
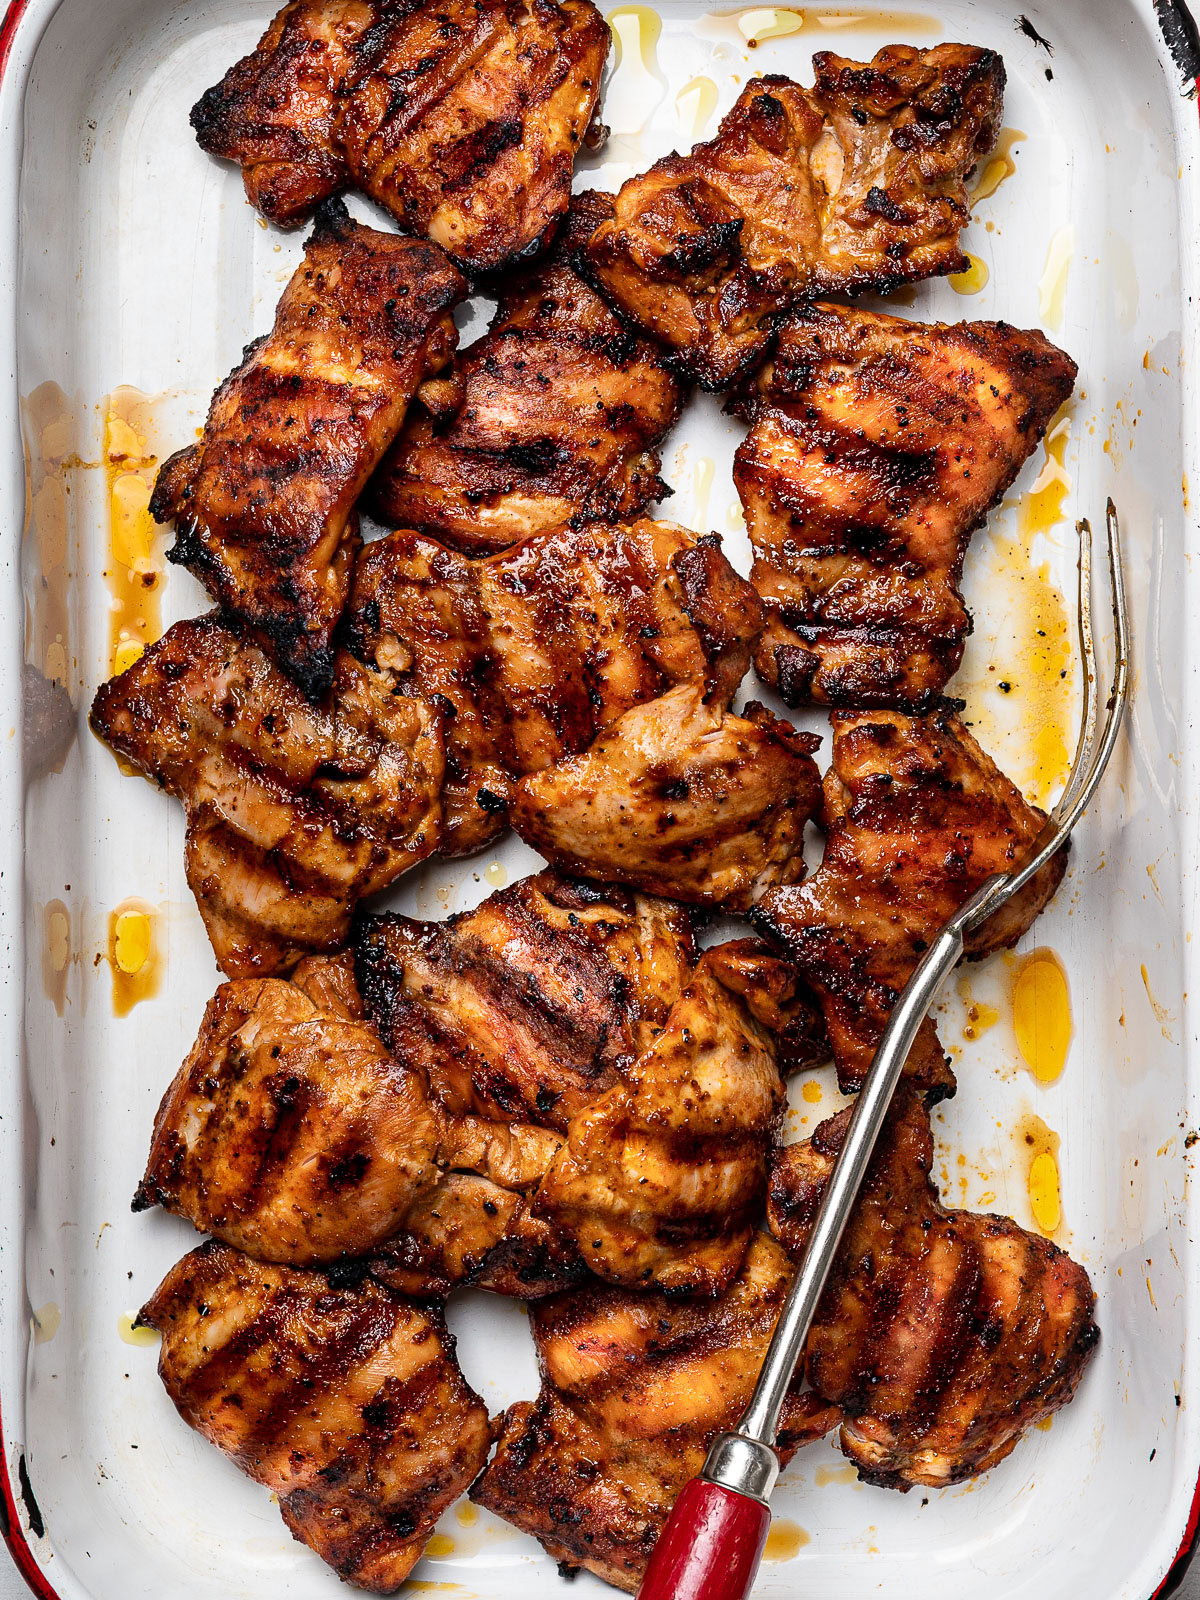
{"left": 637, "top": 502, "right": 1130, "bottom": 1600}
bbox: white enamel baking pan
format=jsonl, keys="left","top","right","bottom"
{"left": 1, "top": 0, "right": 1198, "bottom": 1596}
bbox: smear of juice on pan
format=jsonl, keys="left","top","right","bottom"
{"left": 956, "top": 973, "right": 999, "bottom": 1042}
{"left": 22, "top": 381, "right": 79, "bottom": 705}
{"left": 42, "top": 898, "right": 72, "bottom": 1017}
{"left": 107, "top": 898, "right": 163, "bottom": 1016}
{"left": 1019, "top": 412, "right": 1071, "bottom": 540}
{"left": 103, "top": 388, "right": 165, "bottom": 681}
{"left": 948, "top": 253, "right": 989, "bottom": 295}
{"left": 32, "top": 1302, "right": 61, "bottom": 1344}
{"left": 800, "top": 1079, "right": 822, "bottom": 1104}
{"left": 425, "top": 1535, "right": 456, "bottom": 1558}
{"left": 606, "top": 7, "right": 664, "bottom": 135}
{"left": 1038, "top": 227, "right": 1075, "bottom": 332}
{"left": 118, "top": 1312, "right": 160, "bottom": 1347}
{"left": 715, "top": 7, "right": 941, "bottom": 45}
{"left": 970, "top": 127, "right": 1025, "bottom": 202}
{"left": 676, "top": 75, "right": 719, "bottom": 141}
{"left": 814, "top": 1462, "right": 858, "bottom": 1487}
{"left": 691, "top": 456, "right": 715, "bottom": 527}
{"left": 1011, "top": 949, "right": 1071, "bottom": 1084}
{"left": 1016, "top": 1113, "right": 1062, "bottom": 1237}
{"left": 764, "top": 1521, "right": 811, "bottom": 1559}
{"left": 454, "top": 1504, "right": 479, "bottom": 1529}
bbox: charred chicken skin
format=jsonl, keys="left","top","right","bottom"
{"left": 754, "top": 709, "right": 1065, "bottom": 1093}
{"left": 139, "top": 1242, "right": 491, "bottom": 1592}
{"left": 768, "top": 1087, "right": 1099, "bottom": 1489}
{"left": 586, "top": 46, "right": 1005, "bottom": 388}
{"left": 190, "top": 0, "right": 609, "bottom": 274}
{"left": 90, "top": 618, "right": 443, "bottom": 978}
{"left": 732, "top": 302, "right": 1078, "bottom": 707}
{"left": 371, "top": 192, "right": 686, "bottom": 550}
{"left": 473, "top": 1234, "right": 838, "bottom": 1591}
{"left": 511, "top": 682, "right": 821, "bottom": 909}
{"left": 152, "top": 201, "right": 465, "bottom": 697}
{"left": 347, "top": 518, "right": 764, "bottom": 855}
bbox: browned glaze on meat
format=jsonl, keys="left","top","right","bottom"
{"left": 347, "top": 518, "right": 764, "bottom": 854}
{"left": 473, "top": 1234, "right": 838, "bottom": 1591}
{"left": 355, "top": 871, "right": 696, "bottom": 1296}
{"left": 535, "top": 947, "right": 785, "bottom": 1293}
{"left": 768, "top": 1087, "right": 1098, "bottom": 1489}
{"left": 90, "top": 617, "right": 443, "bottom": 977}
{"left": 152, "top": 202, "right": 464, "bottom": 697}
{"left": 139, "top": 1242, "right": 492, "bottom": 1592}
{"left": 731, "top": 302, "right": 1078, "bottom": 707}
{"left": 191, "top": 0, "right": 609, "bottom": 274}
{"left": 700, "top": 937, "right": 829, "bottom": 1074}
{"left": 511, "top": 683, "right": 821, "bottom": 908}
{"left": 371, "top": 192, "right": 686, "bottom": 550}
{"left": 754, "top": 709, "right": 1065, "bottom": 1092}
{"left": 586, "top": 46, "right": 1005, "bottom": 388}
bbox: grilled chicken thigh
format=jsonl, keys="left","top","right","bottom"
{"left": 512, "top": 682, "right": 821, "bottom": 908}
{"left": 769, "top": 1087, "right": 1098, "bottom": 1489}
{"left": 140, "top": 1242, "right": 491, "bottom": 1592}
{"left": 535, "top": 947, "right": 786, "bottom": 1294}
{"left": 474, "top": 1234, "right": 837, "bottom": 1591}
{"left": 90, "top": 618, "right": 443, "bottom": 977}
{"left": 347, "top": 519, "right": 763, "bottom": 854}
{"left": 191, "top": 0, "right": 609, "bottom": 274}
{"left": 586, "top": 46, "right": 1004, "bottom": 387}
{"left": 754, "top": 709, "right": 1065, "bottom": 1092}
{"left": 152, "top": 202, "right": 465, "bottom": 696}
{"left": 733, "top": 303, "right": 1078, "bottom": 707}
{"left": 371, "top": 192, "right": 685, "bottom": 550}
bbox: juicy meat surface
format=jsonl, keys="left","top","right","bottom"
{"left": 355, "top": 871, "right": 696, "bottom": 1296}
{"left": 152, "top": 202, "right": 465, "bottom": 697}
{"left": 754, "top": 709, "right": 1065, "bottom": 1092}
{"left": 586, "top": 46, "right": 1004, "bottom": 388}
{"left": 90, "top": 618, "right": 443, "bottom": 977}
{"left": 732, "top": 302, "right": 1078, "bottom": 707}
{"left": 473, "top": 1234, "right": 837, "bottom": 1591}
{"left": 511, "top": 682, "right": 821, "bottom": 909}
{"left": 768, "top": 1087, "right": 1099, "bottom": 1489}
{"left": 347, "top": 519, "right": 764, "bottom": 854}
{"left": 700, "top": 937, "right": 830, "bottom": 1075}
{"left": 191, "top": 0, "right": 609, "bottom": 273}
{"left": 371, "top": 192, "right": 685, "bottom": 550}
{"left": 139, "top": 1242, "right": 491, "bottom": 1592}
{"left": 534, "top": 947, "right": 785, "bottom": 1294}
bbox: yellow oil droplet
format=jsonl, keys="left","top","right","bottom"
{"left": 692, "top": 457, "right": 715, "bottom": 527}
{"left": 118, "top": 1312, "right": 160, "bottom": 1347}
{"left": 676, "top": 76, "right": 719, "bottom": 142}
{"left": 970, "top": 127, "right": 1025, "bottom": 202}
{"left": 104, "top": 389, "right": 165, "bottom": 681}
{"left": 606, "top": 7, "right": 663, "bottom": 136}
{"left": 42, "top": 899, "right": 71, "bottom": 1017}
{"left": 1019, "top": 412, "right": 1071, "bottom": 539}
{"left": 800, "top": 1080, "right": 822, "bottom": 1104}
{"left": 425, "top": 1534, "right": 456, "bottom": 1558}
{"left": 1037, "top": 227, "right": 1075, "bottom": 332}
{"left": 32, "top": 1302, "right": 61, "bottom": 1344}
{"left": 739, "top": 6, "right": 805, "bottom": 43}
{"left": 814, "top": 1462, "right": 858, "bottom": 1487}
{"left": 484, "top": 861, "right": 508, "bottom": 889}
{"left": 1146, "top": 1275, "right": 1158, "bottom": 1310}
{"left": 1140, "top": 963, "right": 1174, "bottom": 1037}
{"left": 454, "top": 1503, "right": 479, "bottom": 1528}
{"left": 764, "top": 1520, "right": 810, "bottom": 1560}
{"left": 1012, "top": 950, "right": 1071, "bottom": 1083}
{"left": 948, "top": 253, "right": 989, "bottom": 295}
{"left": 107, "top": 899, "right": 164, "bottom": 1016}
{"left": 1035, "top": 1415, "right": 1054, "bottom": 1433}
{"left": 1016, "top": 1114, "right": 1062, "bottom": 1237}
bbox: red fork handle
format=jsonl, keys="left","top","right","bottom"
{"left": 637, "top": 1478, "right": 771, "bottom": 1600}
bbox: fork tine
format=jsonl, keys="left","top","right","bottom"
{"left": 1054, "top": 516, "right": 1098, "bottom": 822}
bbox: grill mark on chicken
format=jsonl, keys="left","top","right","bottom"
{"left": 90, "top": 616, "right": 443, "bottom": 978}
{"left": 347, "top": 518, "right": 764, "bottom": 855}
{"left": 371, "top": 192, "right": 686, "bottom": 550}
{"left": 191, "top": 0, "right": 609, "bottom": 274}
{"left": 753, "top": 709, "right": 1065, "bottom": 1093}
{"left": 585, "top": 46, "right": 1005, "bottom": 389}
{"left": 151, "top": 202, "right": 465, "bottom": 698}
{"left": 731, "top": 302, "right": 1078, "bottom": 707}
{"left": 139, "top": 1242, "right": 492, "bottom": 1591}
{"left": 473, "top": 1234, "right": 838, "bottom": 1591}
{"left": 768, "top": 1088, "right": 1098, "bottom": 1489}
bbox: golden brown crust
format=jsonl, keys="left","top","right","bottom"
{"left": 768, "top": 1088, "right": 1099, "bottom": 1489}
{"left": 753, "top": 709, "right": 1066, "bottom": 1093}
{"left": 371, "top": 193, "right": 686, "bottom": 550}
{"left": 472, "top": 1235, "right": 838, "bottom": 1590}
{"left": 732, "top": 302, "right": 1078, "bottom": 707}
{"left": 90, "top": 617, "right": 443, "bottom": 977}
{"left": 586, "top": 46, "right": 1005, "bottom": 388}
{"left": 139, "top": 1242, "right": 492, "bottom": 1592}
{"left": 191, "top": 0, "right": 609, "bottom": 274}
{"left": 152, "top": 202, "right": 465, "bottom": 696}
{"left": 346, "top": 519, "right": 764, "bottom": 855}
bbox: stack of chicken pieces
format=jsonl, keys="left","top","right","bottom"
{"left": 91, "top": 4, "right": 1097, "bottom": 1592}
